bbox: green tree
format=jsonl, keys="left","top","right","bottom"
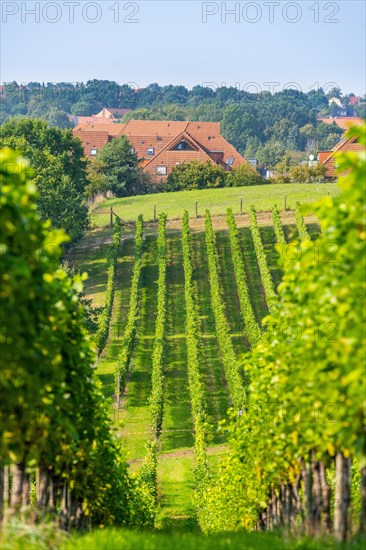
{"left": 0, "top": 118, "right": 88, "bottom": 242}
{"left": 244, "top": 136, "right": 261, "bottom": 159}
{"left": 256, "top": 139, "right": 286, "bottom": 167}
{"left": 226, "top": 163, "right": 265, "bottom": 187}
{"left": 94, "top": 135, "right": 143, "bottom": 197}
{"left": 0, "top": 148, "right": 153, "bottom": 527}
{"left": 274, "top": 152, "right": 295, "bottom": 179}
{"left": 300, "top": 123, "right": 317, "bottom": 150}
{"left": 264, "top": 118, "right": 299, "bottom": 149}
{"left": 71, "top": 99, "right": 101, "bottom": 116}
{"left": 288, "top": 162, "right": 327, "bottom": 183}
{"left": 42, "top": 107, "right": 72, "bottom": 129}
{"left": 354, "top": 100, "right": 366, "bottom": 118}
{"left": 221, "top": 104, "right": 259, "bottom": 151}
{"left": 166, "top": 160, "right": 227, "bottom": 191}
{"left": 122, "top": 108, "right": 154, "bottom": 121}
{"left": 85, "top": 161, "right": 109, "bottom": 199}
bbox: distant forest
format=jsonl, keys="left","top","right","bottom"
{"left": 1, "top": 80, "right": 365, "bottom": 163}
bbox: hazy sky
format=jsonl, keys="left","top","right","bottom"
{"left": 1, "top": 0, "right": 365, "bottom": 94}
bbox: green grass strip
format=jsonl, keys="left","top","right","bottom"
{"left": 95, "top": 221, "right": 121, "bottom": 357}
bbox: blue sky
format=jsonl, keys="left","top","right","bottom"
{"left": 1, "top": 1, "right": 365, "bottom": 94}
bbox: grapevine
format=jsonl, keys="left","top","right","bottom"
{"left": 115, "top": 215, "right": 144, "bottom": 407}
{"left": 226, "top": 208, "right": 261, "bottom": 347}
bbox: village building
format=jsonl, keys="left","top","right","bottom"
{"left": 318, "top": 130, "right": 364, "bottom": 177}
{"left": 318, "top": 117, "right": 363, "bottom": 131}
{"left": 73, "top": 120, "right": 247, "bottom": 179}
{"left": 71, "top": 107, "right": 131, "bottom": 126}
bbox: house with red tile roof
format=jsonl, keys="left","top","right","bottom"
{"left": 72, "top": 107, "right": 131, "bottom": 126}
{"left": 319, "top": 117, "right": 363, "bottom": 131}
{"left": 349, "top": 97, "right": 360, "bottom": 107}
{"left": 73, "top": 120, "right": 247, "bottom": 179}
{"left": 94, "top": 107, "right": 131, "bottom": 119}
{"left": 318, "top": 131, "right": 364, "bottom": 177}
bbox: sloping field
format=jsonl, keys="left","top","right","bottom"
{"left": 91, "top": 182, "right": 340, "bottom": 226}
{"left": 72, "top": 205, "right": 316, "bottom": 529}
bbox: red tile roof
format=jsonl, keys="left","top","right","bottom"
{"left": 319, "top": 117, "right": 363, "bottom": 130}
{"left": 106, "top": 108, "right": 131, "bottom": 117}
{"left": 73, "top": 120, "right": 247, "bottom": 178}
{"left": 122, "top": 120, "right": 189, "bottom": 137}
{"left": 319, "top": 133, "right": 365, "bottom": 177}
{"left": 349, "top": 97, "right": 360, "bottom": 106}
{"left": 75, "top": 131, "right": 110, "bottom": 156}
{"left": 74, "top": 116, "right": 118, "bottom": 125}
{"left": 75, "top": 121, "right": 124, "bottom": 136}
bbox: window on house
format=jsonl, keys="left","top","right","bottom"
{"left": 131, "top": 147, "right": 135, "bottom": 154}
{"left": 90, "top": 148, "right": 97, "bottom": 156}
{"left": 156, "top": 166, "right": 167, "bottom": 176}
{"left": 226, "top": 157, "right": 234, "bottom": 166}
{"left": 147, "top": 147, "right": 155, "bottom": 156}
{"left": 173, "top": 140, "right": 194, "bottom": 151}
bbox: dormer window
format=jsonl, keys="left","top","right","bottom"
{"left": 147, "top": 147, "right": 155, "bottom": 156}
{"left": 131, "top": 147, "right": 135, "bottom": 154}
{"left": 226, "top": 157, "right": 234, "bottom": 166}
{"left": 173, "top": 140, "right": 194, "bottom": 151}
{"left": 90, "top": 148, "right": 97, "bottom": 156}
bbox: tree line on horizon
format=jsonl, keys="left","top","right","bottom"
{"left": 2, "top": 80, "right": 364, "bottom": 164}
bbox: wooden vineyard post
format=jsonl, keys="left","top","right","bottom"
{"left": 110, "top": 207, "right": 113, "bottom": 228}
{"left": 116, "top": 371, "right": 121, "bottom": 409}
{"left": 195, "top": 200, "right": 198, "bottom": 218}
{"left": 0, "top": 467, "right": 3, "bottom": 521}
{"left": 240, "top": 197, "right": 243, "bottom": 215}
{"left": 154, "top": 203, "right": 157, "bottom": 222}
{"left": 302, "top": 459, "right": 313, "bottom": 535}
{"left": 319, "top": 461, "right": 332, "bottom": 533}
{"left": 360, "top": 466, "right": 366, "bottom": 534}
{"left": 10, "top": 464, "right": 22, "bottom": 511}
{"left": 334, "top": 451, "right": 351, "bottom": 542}
{"left": 284, "top": 193, "right": 287, "bottom": 211}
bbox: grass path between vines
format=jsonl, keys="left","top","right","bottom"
{"left": 215, "top": 230, "right": 249, "bottom": 356}
{"left": 161, "top": 232, "right": 194, "bottom": 452}
{"left": 157, "top": 232, "right": 194, "bottom": 528}
{"left": 237, "top": 227, "right": 269, "bottom": 325}
{"left": 190, "top": 232, "right": 230, "bottom": 444}
{"left": 96, "top": 238, "right": 135, "bottom": 400}
{"left": 119, "top": 235, "right": 158, "bottom": 460}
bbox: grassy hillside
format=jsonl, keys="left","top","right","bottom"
{"left": 73, "top": 211, "right": 299, "bottom": 529}
{"left": 66, "top": 189, "right": 366, "bottom": 544}
{"left": 28, "top": 201, "right": 361, "bottom": 549}
{"left": 91, "top": 182, "right": 340, "bottom": 226}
